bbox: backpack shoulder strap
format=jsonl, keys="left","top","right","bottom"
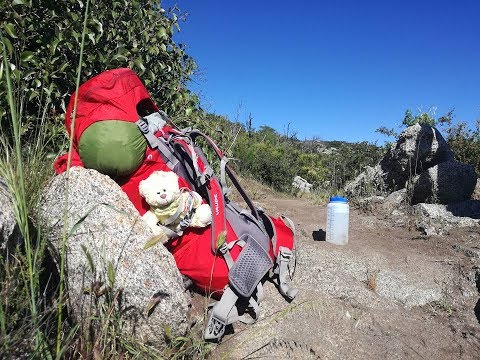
{"left": 169, "top": 135, "right": 228, "bottom": 253}
{"left": 136, "top": 112, "right": 179, "bottom": 171}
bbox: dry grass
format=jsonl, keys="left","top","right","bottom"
{"left": 366, "top": 270, "right": 378, "bottom": 292}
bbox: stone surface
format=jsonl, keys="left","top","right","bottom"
{"left": 292, "top": 175, "right": 313, "bottom": 193}
{"left": 410, "top": 161, "right": 477, "bottom": 205}
{"left": 414, "top": 201, "right": 480, "bottom": 223}
{"left": 210, "top": 195, "right": 480, "bottom": 359}
{"left": 472, "top": 179, "right": 480, "bottom": 200}
{"left": 37, "top": 168, "right": 190, "bottom": 346}
{"left": 0, "top": 177, "right": 22, "bottom": 256}
{"left": 344, "top": 164, "right": 385, "bottom": 198}
{"left": 352, "top": 189, "right": 407, "bottom": 215}
{"left": 413, "top": 201, "right": 480, "bottom": 235}
{"left": 379, "top": 123, "right": 454, "bottom": 191}
{"left": 382, "top": 188, "right": 408, "bottom": 210}
{"left": 294, "top": 242, "right": 445, "bottom": 309}
{"left": 354, "top": 195, "right": 385, "bottom": 213}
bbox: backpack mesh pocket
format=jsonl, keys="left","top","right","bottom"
{"left": 229, "top": 234, "right": 273, "bottom": 297}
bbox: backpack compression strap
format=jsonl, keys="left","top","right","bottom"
{"left": 260, "top": 213, "right": 298, "bottom": 300}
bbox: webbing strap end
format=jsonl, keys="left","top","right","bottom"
{"left": 204, "top": 287, "right": 239, "bottom": 340}
{"left": 276, "top": 247, "right": 298, "bottom": 300}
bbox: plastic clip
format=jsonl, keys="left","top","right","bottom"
{"left": 137, "top": 118, "right": 149, "bottom": 134}
{"left": 217, "top": 241, "right": 229, "bottom": 255}
{"left": 204, "top": 314, "right": 226, "bottom": 340}
{"left": 197, "top": 167, "right": 214, "bottom": 187}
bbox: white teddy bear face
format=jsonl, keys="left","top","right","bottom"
{"left": 139, "top": 171, "right": 181, "bottom": 207}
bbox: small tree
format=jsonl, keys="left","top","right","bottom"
{"left": 402, "top": 109, "right": 436, "bottom": 127}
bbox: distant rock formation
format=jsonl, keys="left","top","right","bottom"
{"left": 345, "top": 124, "right": 477, "bottom": 205}
{"left": 292, "top": 175, "right": 313, "bottom": 193}
{"left": 379, "top": 123, "right": 455, "bottom": 191}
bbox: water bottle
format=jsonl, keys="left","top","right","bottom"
{"left": 326, "top": 196, "right": 349, "bottom": 245}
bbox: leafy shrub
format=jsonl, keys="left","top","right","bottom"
{"left": 445, "top": 120, "right": 480, "bottom": 175}
{"left": 402, "top": 108, "right": 436, "bottom": 127}
{"left": 376, "top": 108, "right": 454, "bottom": 140}
{"left": 186, "top": 112, "right": 383, "bottom": 193}
{"left": 1, "top": 0, "right": 198, "bottom": 147}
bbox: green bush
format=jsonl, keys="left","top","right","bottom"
{"left": 445, "top": 120, "right": 480, "bottom": 175}
{"left": 188, "top": 112, "right": 382, "bottom": 193}
{"left": 1, "top": 1, "right": 202, "bottom": 357}
{"left": 0, "top": 0, "right": 198, "bottom": 147}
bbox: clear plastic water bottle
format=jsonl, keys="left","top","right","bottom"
{"left": 326, "top": 196, "right": 349, "bottom": 245}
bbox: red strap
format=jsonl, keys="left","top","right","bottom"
{"left": 170, "top": 137, "right": 227, "bottom": 253}
{"left": 206, "top": 177, "right": 227, "bottom": 253}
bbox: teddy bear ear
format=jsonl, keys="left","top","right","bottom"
{"left": 163, "top": 170, "right": 180, "bottom": 186}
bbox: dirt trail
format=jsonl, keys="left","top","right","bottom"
{"left": 209, "top": 192, "right": 480, "bottom": 359}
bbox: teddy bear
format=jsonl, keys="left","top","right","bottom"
{"left": 139, "top": 170, "right": 212, "bottom": 241}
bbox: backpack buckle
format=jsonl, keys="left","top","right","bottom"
{"left": 204, "top": 313, "right": 226, "bottom": 341}
{"left": 279, "top": 247, "right": 293, "bottom": 261}
{"left": 197, "top": 167, "right": 214, "bottom": 187}
{"left": 137, "top": 118, "right": 149, "bottom": 134}
{"left": 217, "top": 241, "right": 229, "bottom": 255}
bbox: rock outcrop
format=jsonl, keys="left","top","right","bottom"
{"left": 37, "top": 168, "right": 190, "bottom": 346}
{"left": 344, "top": 165, "right": 384, "bottom": 198}
{"left": 0, "top": 177, "right": 22, "bottom": 257}
{"left": 292, "top": 175, "right": 313, "bottom": 193}
{"left": 410, "top": 161, "right": 477, "bottom": 205}
{"left": 379, "top": 123, "right": 454, "bottom": 191}
{"left": 413, "top": 200, "right": 480, "bottom": 235}
{"left": 346, "top": 124, "right": 477, "bottom": 205}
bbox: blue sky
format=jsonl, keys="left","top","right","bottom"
{"left": 172, "top": 0, "right": 480, "bottom": 144}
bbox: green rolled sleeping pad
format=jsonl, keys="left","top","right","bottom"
{"left": 78, "top": 120, "right": 147, "bottom": 178}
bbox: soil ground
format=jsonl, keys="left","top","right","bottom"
{"left": 193, "top": 183, "right": 480, "bottom": 359}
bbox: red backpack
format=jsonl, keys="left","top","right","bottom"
{"left": 54, "top": 68, "right": 298, "bottom": 340}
